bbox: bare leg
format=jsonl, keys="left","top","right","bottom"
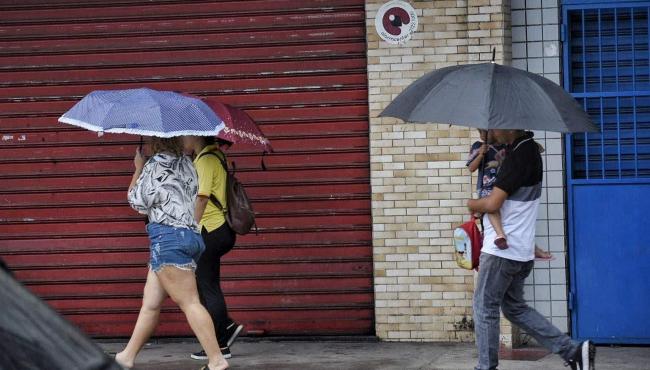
{"left": 487, "top": 210, "right": 509, "bottom": 249}
{"left": 115, "top": 269, "right": 167, "bottom": 368}
{"left": 157, "top": 266, "right": 228, "bottom": 370}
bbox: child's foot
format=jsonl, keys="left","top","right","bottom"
{"left": 535, "top": 248, "right": 555, "bottom": 261}
{"left": 495, "top": 235, "right": 509, "bottom": 250}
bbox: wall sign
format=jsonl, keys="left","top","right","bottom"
{"left": 374, "top": 1, "right": 418, "bottom": 45}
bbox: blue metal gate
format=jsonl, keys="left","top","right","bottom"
{"left": 564, "top": 0, "right": 650, "bottom": 344}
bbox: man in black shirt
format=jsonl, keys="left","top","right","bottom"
{"left": 468, "top": 129, "right": 595, "bottom": 370}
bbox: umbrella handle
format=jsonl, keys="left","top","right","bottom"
{"left": 261, "top": 151, "right": 268, "bottom": 171}
{"left": 491, "top": 47, "right": 496, "bottom": 62}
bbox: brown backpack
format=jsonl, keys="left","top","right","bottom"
{"left": 197, "top": 151, "right": 256, "bottom": 235}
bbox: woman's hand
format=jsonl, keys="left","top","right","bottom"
{"left": 129, "top": 147, "right": 145, "bottom": 192}
{"left": 134, "top": 147, "right": 146, "bottom": 171}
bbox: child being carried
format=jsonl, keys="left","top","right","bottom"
{"left": 466, "top": 130, "right": 553, "bottom": 259}
{"left": 466, "top": 129, "right": 509, "bottom": 249}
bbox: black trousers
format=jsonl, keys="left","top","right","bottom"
{"left": 197, "top": 223, "right": 236, "bottom": 345}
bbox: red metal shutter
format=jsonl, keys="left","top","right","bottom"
{"left": 0, "top": 0, "right": 372, "bottom": 337}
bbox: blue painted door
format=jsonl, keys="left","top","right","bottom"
{"left": 564, "top": 1, "right": 650, "bottom": 344}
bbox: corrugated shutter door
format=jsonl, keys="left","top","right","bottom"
{"left": 0, "top": 0, "right": 372, "bottom": 337}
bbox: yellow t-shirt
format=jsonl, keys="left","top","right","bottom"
{"left": 194, "top": 145, "right": 227, "bottom": 232}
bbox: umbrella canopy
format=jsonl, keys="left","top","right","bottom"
{"left": 380, "top": 62, "right": 599, "bottom": 133}
{"left": 202, "top": 99, "right": 273, "bottom": 152}
{"left": 0, "top": 267, "right": 121, "bottom": 370}
{"left": 59, "top": 88, "right": 225, "bottom": 137}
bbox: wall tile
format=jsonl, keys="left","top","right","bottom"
{"left": 527, "top": 42, "right": 543, "bottom": 57}
{"left": 526, "top": 9, "right": 542, "bottom": 25}
{"left": 548, "top": 236, "right": 566, "bottom": 252}
{"left": 546, "top": 170, "right": 564, "bottom": 187}
{"left": 550, "top": 268, "right": 566, "bottom": 285}
{"left": 544, "top": 41, "right": 560, "bottom": 57}
{"left": 544, "top": 57, "right": 560, "bottom": 73}
{"left": 512, "top": 0, "right": 526, "bottom": 10}
{"left": 512, "top": 10, "right": 527, "bottom": 26}
{"left": 534, "top": 268, "right": 551, "bottom": 284}
{"left": 543, "top": 24, "right": 559, "bottom": 41}
{"left": 513, "top": 42, "right": 528, "bottom": 58}
{"left": 548, "top": 203, "right": 565, "bottom": 221}
{"left": 513, "top": 26, "right": 527, "bottom": 42}
{"left": 535, "top": 301, "right": 552, "bottom": 317}
{"left": 542, "top": 8, "right": 559, "bottom": 25}
{"left": 550, "top": 284, "right": 567, "bottom": 301}
{"left": 535, "top": 285, "right": 552, "bottom": 301}
{"left": 528, "top": 58, "right": 544, "bottom": 73}
{"left": 526, "top": 0, "right": 542, "bottom": 8}
{"left": 527, "top": 25, "right": 543, "bottom": 41}
{"left": 542, "top": 0, "right": 559, "bottom": 8}
{"left": 552, "top": 300, "right": 568, "bottom": 317}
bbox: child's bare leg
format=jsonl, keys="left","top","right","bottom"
{"left": 487, "top": 211, "right": 509, "bottom": 250}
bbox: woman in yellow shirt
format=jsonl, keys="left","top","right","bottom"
{"left": 183, "top": 136, "right": 244, "bottom": 361}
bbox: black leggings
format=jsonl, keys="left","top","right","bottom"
{"left": 196, "top": 223, "right": 236, "bottom": 345}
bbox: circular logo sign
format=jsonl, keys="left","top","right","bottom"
{"left": 374, "top": 1, "right": 418, "bottom": 45}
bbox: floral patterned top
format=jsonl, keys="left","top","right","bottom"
{"left": 128, "top": 153, "right": 200, "bottom": 232}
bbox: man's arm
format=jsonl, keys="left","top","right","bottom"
{"left": 194, "top": 195, "right": 209, "bottom": 223}
{"left": 467, "top": 187, "right": 508, "bottom": 214}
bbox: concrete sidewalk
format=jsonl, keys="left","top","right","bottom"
{"left": 100, "top": 339, "right": 650, "bottom": 370}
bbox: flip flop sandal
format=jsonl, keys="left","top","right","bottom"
{"left": 494, "top": 236, "right": 509, "bottom": 250}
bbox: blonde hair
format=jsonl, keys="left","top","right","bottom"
{"left": 150, "top": 137, "right": 183, "bottom": 156}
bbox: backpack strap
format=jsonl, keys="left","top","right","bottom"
{"left": 196, "top": 150, "right": 229, "bottom": 211}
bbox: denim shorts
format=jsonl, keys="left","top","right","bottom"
{"left": 146, "top": 223, "right": 205, "bottom": 272}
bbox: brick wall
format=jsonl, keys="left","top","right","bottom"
{"left": 366, "top": 0, "right": 511, "bottom": 342}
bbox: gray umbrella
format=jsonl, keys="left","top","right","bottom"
{"left": 380, "top": 62, "right": 599, "bottom": 133}
{"left": 0, "top": 265, "right": 122, "bottom": 370}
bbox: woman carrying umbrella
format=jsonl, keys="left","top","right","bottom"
{"left": 113, "top": 137, "right": 229, "bottom": 370}
{"left": 59, "top": 89, "right": 232, "bottom": 370}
